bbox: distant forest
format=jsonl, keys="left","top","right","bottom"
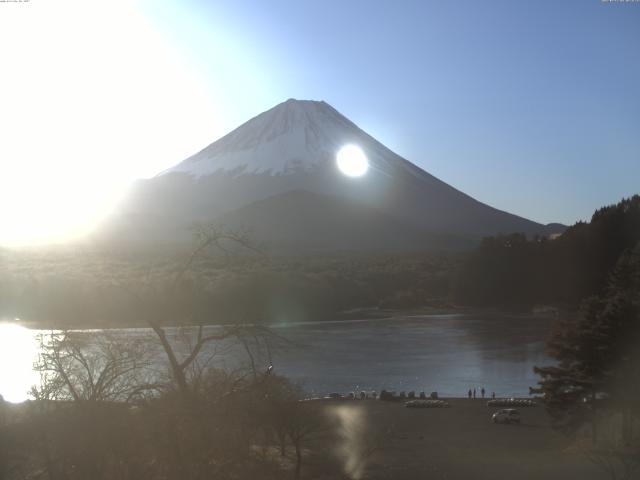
{"left": 0, "top": 250, "right": 454, "bottom": 328}
{"left": 453, "top": 195, "right": 640, "bottom": 309}
{"left": 0, "top": 196, "right": 638, "bottom": 328}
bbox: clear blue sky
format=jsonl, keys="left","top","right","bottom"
{"left": 2, "top": 0, "right": 637, "bottom": 244}
{"left": 97, "top": 1, "right": 640, "bottom": 227}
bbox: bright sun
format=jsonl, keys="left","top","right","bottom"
{"left": 0, "top": 323, "right": 39, "bottom": 403}
{"left": 0, "top": 1, "right": 216, "bottom": 246}
{"left": 336, "top": 145, "right": 369, "bottom": 177}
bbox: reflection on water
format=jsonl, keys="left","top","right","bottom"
{"left": 328, "top": 404, "right": 370, "bottom": 479}
{"left": 0, "top": 323, "right": 41, "bottom": 403}
{"left": 0, "top": 314, "right": 553, "bottom": 403}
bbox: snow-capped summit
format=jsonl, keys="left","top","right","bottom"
{"left": 163, "top": 99, "right": 400, "bottom": 177}
{"left": 99, "top": 99, "right": 564, "bottom": 251}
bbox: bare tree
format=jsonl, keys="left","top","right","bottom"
{"left": 32, "top": 330, "right": 156, "bottom": 403}
{"left": 129, "top": 224, "right": 273, "bottom": 398}
{"left": 284, "top": 401, "right": 327, "bottom": 480}
{"left": 24, "top": 331, "right": 158, "bottom": 480}
{"left": 109, "top": 225, "right": 292, "bottom": 479}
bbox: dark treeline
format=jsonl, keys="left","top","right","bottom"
{"left": 532, "top": 216, "right": 640, "bottom": 479}
{"left": 454, "top": 195, "right": 640, "bottom": 308}
{"left": 2, "top": 196, "right": 638, "bottom": 328}
{"left": 0, "top": 249, "right": 456, "bottom": 328}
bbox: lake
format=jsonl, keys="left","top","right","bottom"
{"left": 269, "top": 313, "right": 553, "bottom": 398}
{"left": 0, "top": 313, "right": 553, "bottom": 403}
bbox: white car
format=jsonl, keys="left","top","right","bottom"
{"left": 492, "top": 408, "right": 521, "bottom": 424}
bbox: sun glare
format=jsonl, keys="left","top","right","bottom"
{"left": 0, "top": 1, "right": 217, "bottom": 246}
{"left": 336, "top": 145, "right": 369, "bottom": 177}
{"left": 0, "top": 323, "right": 39, "bottom": 403}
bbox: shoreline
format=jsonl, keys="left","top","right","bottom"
{"left": 12, "top": 305, "right": 559, "bottom": 331}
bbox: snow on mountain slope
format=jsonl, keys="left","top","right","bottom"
{"left": 98, "top": 99, "right": 565, "bottom": 249}
{"left": 163, "top": 98, "right": 405, "bottom": 178}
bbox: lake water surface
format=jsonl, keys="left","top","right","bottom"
{"left": 269, "top": 313, "right": 552, "bottom": 398}
{"left": 0, "top": 313, "right": 553, "bottom": 402}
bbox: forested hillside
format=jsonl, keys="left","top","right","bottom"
{"left": 0, "top": 249, "right": 455, "bottom": 328}
{"left": 454, "top": 195, "right": 640, "bottom": 308}
{"left": 2, "top": 196, "right": 637, "bottom": 328}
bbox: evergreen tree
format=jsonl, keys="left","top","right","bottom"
{"left": 453, "top": 195, "right": 640, "bottom": 308}
{"left": 534, "top": 243, "right": 640, "bottom": 441}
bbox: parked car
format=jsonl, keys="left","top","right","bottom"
{"left": 492, "top": 408, "right": 521, "bottom": 424}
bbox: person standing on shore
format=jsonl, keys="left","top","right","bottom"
{"left": 468, "top": 389, "right": 472, "bottom": 399}
{"left": 492, "top": 392, "right": 496, "bottom": 399}
{"left": 481, "top": 388, "right": 485, "bottom": 399}
{"left": 473, "top": 388, "right": 476, "bottom": 399}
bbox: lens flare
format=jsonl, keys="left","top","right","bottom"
{"left": 336, "top": 145, "right": 369, "bottom": 177}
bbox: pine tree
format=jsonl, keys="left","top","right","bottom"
{"left": 534, "top": 243, "right": 640, "bottom": 441}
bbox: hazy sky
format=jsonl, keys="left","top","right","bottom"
{"left": 0, "top": 0, "right": 638, "bottom": 245}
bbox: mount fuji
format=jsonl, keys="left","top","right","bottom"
{"left": 99, "top": 99, "right": 564, "bottom": 252}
